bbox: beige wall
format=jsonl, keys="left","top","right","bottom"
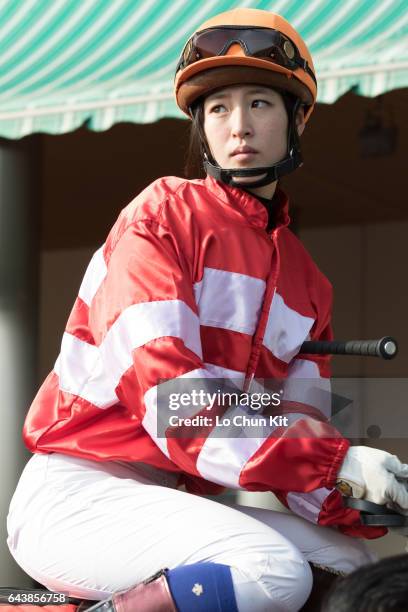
{"left": 299, "top": 222, "right": 408, "bottom": 559}
{"left": 38, "top": 220, "right": 408, "bottom": 559}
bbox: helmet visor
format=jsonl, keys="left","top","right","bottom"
{"left": 176, "top": 26, "right": 316, "bottom": 85}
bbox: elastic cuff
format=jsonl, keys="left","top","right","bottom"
{"left": 326, "top": 439, "right": 350, "bottom": 488}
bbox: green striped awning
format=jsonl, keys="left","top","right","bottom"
{"left": 0, "top": 0, "right": 407, "bottom": 138}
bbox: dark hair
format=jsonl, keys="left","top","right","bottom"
{"left": 183, "top": 88, "right": 299, "bottom": 179}
{"left": 322, "top": 554, "right": 408, "bottom": 612}
{"left": 184, "top": 101, "right": 206, "bottom": 179}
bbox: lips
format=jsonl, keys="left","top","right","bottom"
{"left": 231, "top": 145, "right": 258, "bottom": 156}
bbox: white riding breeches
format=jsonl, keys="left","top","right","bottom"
{"left": 7, "top": 453, "right": 376, "bottom": 612}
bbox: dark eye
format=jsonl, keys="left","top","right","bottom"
{"left": 210, "top": 104, "right": 226, "bottom": 113}
{"left": 252, "top": 99, "right": 270, "bottom": 108}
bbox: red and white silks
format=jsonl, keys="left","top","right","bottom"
{"left": 23, "top": 175, "right": 384, "bottom": 538}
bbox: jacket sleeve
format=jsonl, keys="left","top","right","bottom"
{"left": 253, "top": 287, "right": 387, "bottom": 538}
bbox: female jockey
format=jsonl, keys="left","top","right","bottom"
{"left": 7, "top": 8, "right": 408, "bottom": 612}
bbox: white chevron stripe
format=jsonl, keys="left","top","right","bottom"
{"left": 54, "top": 333, "right": 101, "bottom": 399}
{"left": 143, "top": 364, "right": 245, "bottom": 458}
{"left": 54, "top": 300, "right": 202, "bottom": 407}
{"left": 143, "top": 383, "right": 171, "bottom": 458}
{"left": 56, "top": 259, "right": 282, "bottom": 409}
{"left": 78, "top": 246, "right": 107, "bottom": 307}
{"left": 196, "top": 411, "right": 305, "bottom": 488}
{"left": 54, "top": 271, "right": 260, "bottom": 408}
{"left": 263, "top": 292, "right": 315, "bottom": 363}
{"left": 194, "top": 267, "right": 266, "bottom": 335}
{"left": 287, "top": 487, "right": 332, "bottom": 523}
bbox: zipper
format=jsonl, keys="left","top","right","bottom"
{"left": 243, "top": 228, "right": 281, "bottom": 392}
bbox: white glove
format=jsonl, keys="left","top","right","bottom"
{"left": 336, "top": 446, "right": 408, "bottom": 511}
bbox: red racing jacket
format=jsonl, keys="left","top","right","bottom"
{"left": 23, "top": 175, "right": 385, "bottom": 538}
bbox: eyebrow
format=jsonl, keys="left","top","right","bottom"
{"left": 206, "top": 88, "right": 274, "bottom": 100}
{"left": 245, "top": 88, "right": 274, "bottom": 95}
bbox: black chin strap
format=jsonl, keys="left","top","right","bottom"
{"left": 203, "top": 98, "right": 303, "bottom": 188}
{"left": 204, "top": 149, "right": 302, "bottom": 187}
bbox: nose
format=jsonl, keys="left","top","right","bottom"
{"left": 230, "top": 106, "right": 253, "bottom": 139}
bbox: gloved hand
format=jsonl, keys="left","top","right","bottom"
{"left": 336, "top": 446, "right": 408, "bottom": 511}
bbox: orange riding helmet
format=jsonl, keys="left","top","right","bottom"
{"left": 174, "top": 8, "right": 317, "bottom": 187}
{"left": 175, "top": 8, "right": 317, "bottom": 123}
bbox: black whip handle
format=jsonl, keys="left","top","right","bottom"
{"left": 299, "top": 336, "right": 397, "bottom": 360}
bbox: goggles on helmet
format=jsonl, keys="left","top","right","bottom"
{"left": 176, "top": 26, "right": 316, "bottom": 85}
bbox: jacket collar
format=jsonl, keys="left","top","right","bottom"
{"left": 204, "top": 175, "right": 290, "bottom": 231}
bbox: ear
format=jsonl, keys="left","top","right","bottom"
{"left": 295, "top": 105, "right": 306, "bottom": 137}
